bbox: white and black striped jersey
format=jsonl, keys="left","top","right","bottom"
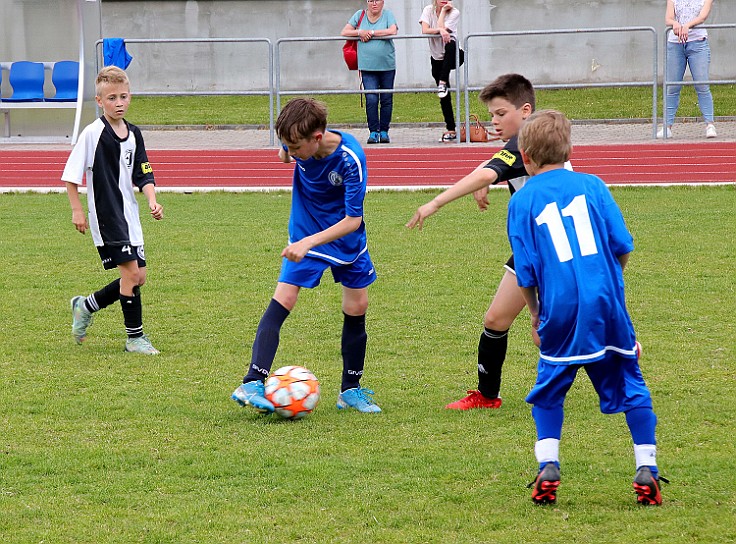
{"left": 62, "top": 116, "right": 155, "bottom": 247}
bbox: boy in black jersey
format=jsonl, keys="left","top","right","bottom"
{"left": 407, "top": 73, "right": 555, "bottom": 410}
{"left": 62, "top": 66, "right": 163, "bottom": 354}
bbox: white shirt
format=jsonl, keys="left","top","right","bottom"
{"left": 419, "top": 4, "right": 461, "bottom": 60}
{"left": 668, "top": 0, "right": 709, "bottom": 43}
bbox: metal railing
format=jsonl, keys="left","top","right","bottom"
{"left": 91, "top": 25, "right": 734, "bottom": 145}
{"left": 275, "top": 34, "right": 462, "bottom": 131}
{"left": 94, "top": 37, "right": 275, "bottom": 144}
{"left": 462, "top": 27, "right": 659, "bottom": 140}
{"left": 661, "top": 23, "right": 736, "bottom": 139}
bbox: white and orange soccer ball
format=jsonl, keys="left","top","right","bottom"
{"left": 264, "top": 365, "right": 321, "bottom": 419}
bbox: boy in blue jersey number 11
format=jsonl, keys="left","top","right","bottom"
{"left": 232, "top": 98, "right": 381, "bottom": 414}
{"left": 508, "top": 110, "right": 666, "bottom": 506}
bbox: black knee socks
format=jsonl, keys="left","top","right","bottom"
{"left": 341, "top": 312, "right": 367, "bottom": 392}
{"left": 477, "top": 327, "right": 508, "bottom": 398}
{"left": 244, "top": 298, "right": 290, "bottom": 383}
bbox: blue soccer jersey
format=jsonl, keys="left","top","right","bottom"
{"left": 507, "top": 168, "right": 637, "bottom": 364}
{"left": 288, "top": 130, "right": 368, "bottom": 266}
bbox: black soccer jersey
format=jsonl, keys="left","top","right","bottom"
{"left": 483, "top": 135, "right": 529, "bottom": 195}
{"left": 62, "top": 117, "right": 155, "bottom": 247}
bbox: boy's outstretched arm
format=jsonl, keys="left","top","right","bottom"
{"left": 66, "top": 182, "right": 88, "bottom": 234}
{"left": 405, "top": 163, "right": 497, "bottom": 230}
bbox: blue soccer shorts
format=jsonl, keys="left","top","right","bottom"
{"left": 526, "top": 354, "right": 653, "bottom": 414}
{"left": 278, "top": 250, "right": 376, "bottom": 289}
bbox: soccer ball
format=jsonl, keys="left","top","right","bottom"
{"left": 264, "top": 365, "right": 320, "bottom": 419}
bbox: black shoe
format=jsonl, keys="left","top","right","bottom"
{"left": 528, "top": 463, "right": 561, "bottom": 505}
{"left": 633, "top": 467, "right": 668, "bottom": 505}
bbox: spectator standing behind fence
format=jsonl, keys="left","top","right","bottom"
{"left": 660, "top": 0, "right": 717, "bottom": 139}
{"left": 420, "top": 0, "right": 464, "bottom": 143}
{"left": 342, "top": 0, "right": 398, "bottom": 144}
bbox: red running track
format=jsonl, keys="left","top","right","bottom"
{"left": 1, "top": 142, "right": 734, "bottom": 189}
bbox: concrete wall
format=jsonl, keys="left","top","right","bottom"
{"left": 100, "top": 0, "right": 735, "bottom": 93}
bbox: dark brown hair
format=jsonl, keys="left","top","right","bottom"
{"left": 275, "top": 98, "right": 328, "bottom": 142}
{"left": 478, "top": 73, "right": 535, "bottom": 111}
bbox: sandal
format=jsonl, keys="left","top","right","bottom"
{"left": 439, "top": 131, "right": 457, "bottom": 143}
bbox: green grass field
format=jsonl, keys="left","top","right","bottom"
{"left": 126, "top": 85, "right": 736, "bottom": 127}
{"left": 1, "top": 187, "right": 735, "bottom": 543}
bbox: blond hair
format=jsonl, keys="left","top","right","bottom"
{"left": 518, "top": 110, "right": 572, "bottom": 167}
{"left": 95, "top": 66, "right": 130, "bottom": 96}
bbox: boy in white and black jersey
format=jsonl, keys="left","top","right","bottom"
{"left": 62, "top": 66, "right": 163, "bottom": 354}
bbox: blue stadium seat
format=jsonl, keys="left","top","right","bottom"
{"left": 4, "top": 61, "right": 45, "bottom": 102}
{"left": 47, "top": 61, "right": 79, "bottom": 102}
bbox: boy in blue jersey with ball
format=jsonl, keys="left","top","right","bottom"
{"left": 232, "top": 98, "right": 381, "bottom": 414}
{"left": 508, "top": 110, "right": 665, "bottom": 506}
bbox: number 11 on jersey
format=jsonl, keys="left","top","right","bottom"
{"left": 535, "top": 195, "right": 598, "bottom": 263}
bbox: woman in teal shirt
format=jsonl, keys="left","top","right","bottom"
{"left": 342, "top": 0, "right": 398, "bottom": 144}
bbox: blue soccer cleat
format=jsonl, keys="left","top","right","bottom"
{"left": 232, "top": 380, "right": 274, "bottom": 414}
{"left": 336, "top": 387, "right": 382, "bottom": 413}
{"left": 70, "top": 295, "right": 93, "bottom": 344}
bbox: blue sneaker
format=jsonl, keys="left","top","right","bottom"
{"left": 232, "top": 380, "right": 274, "bottom": 414}
{"left": 70, "top": 295, "right": 93, "bottom": 344}
{"left": 336, "top": 387, "right": 382, "bottom": 413}
{"left": 367, "top": 132, "right": 380, "bottom": 144}
{"left": 379, "top": 131, "right": 390, "bottom": 143}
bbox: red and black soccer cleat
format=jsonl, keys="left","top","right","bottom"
{"left": 633, "top": 466, "right": 668, "bottom": 506}
{"left": 528, "top": 463, "right": 561, "bottom": 505}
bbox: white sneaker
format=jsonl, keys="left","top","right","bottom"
{"left": 124, "top": 334, "right": 160, "bottom": 355}
{"left": 705, "top": 124, "right": 717, "bottom": 138}
{"left": 656, "top": 126, "right": 672, "bottom": 139}
{"left": 437, "top": 82, "right": 448, "bottom": 98}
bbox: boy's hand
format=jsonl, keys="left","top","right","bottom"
{"left": 149, "top": 201, "right": 164, "bottom": 220}
{"left": 473, "top": 186, "right": 490, "bottom": 211}
{"left": 406, "top": 201, "right": 440, "bottom": 230}
{"left": 72, "top": 209, "right": 88, "bottom": 234}
{"left": 530, "top": 313, "right": 541, "bottom": 347}
{"left": 281, "top": 239, "right": 310, "bottom": 262}
{"left": 278, "top": 147, "right": 292, "bottom": 163}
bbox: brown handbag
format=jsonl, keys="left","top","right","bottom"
{"left": 460, "top": 114, "right": 497, "bottom": 143}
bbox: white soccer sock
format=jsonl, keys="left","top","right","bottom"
{"left": 634, "top": 444, "right": 657, "bottom": 469}
{"left": 535, "top": 438, "right": 560, "bottom": 465}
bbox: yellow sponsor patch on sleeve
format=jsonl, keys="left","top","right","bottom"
{"left": 492, "top": 149, "right": 516, "bottom": 167}
{"left": 141, "top": 162, "right": 153, "bottom": 174}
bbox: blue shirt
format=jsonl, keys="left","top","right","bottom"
{"left": 288, "top": 130, "right": 368, "bottom": 266}
{"left": 507, "top": 168, "right": 636, "bottom": 364}
{"left": 348, "top": 9, "right": 397, "bottom": 71}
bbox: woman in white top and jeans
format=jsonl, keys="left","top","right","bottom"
{"left": 661, "top": 0, "right": 717, "bottom": 139}
{"left": 420, "top": 0, "right": 463, "bottom": 142}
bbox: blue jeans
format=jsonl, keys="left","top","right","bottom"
{"left": 361, "top": 70, "right": 395, "bottom": 133}
{"left": 665, "top": 39, "right": 714, "bottom": 126}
